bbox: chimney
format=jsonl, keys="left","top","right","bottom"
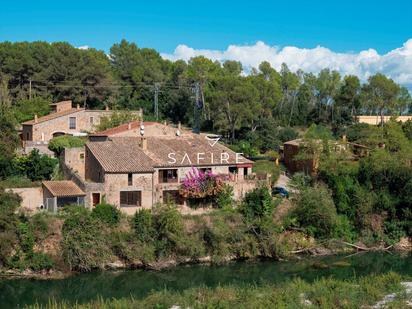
{"left": 178, "top": 122, "right": 181, "bottom": 130}
{"left": 34, "top": 114, "right": 38, "bottom": 123}
{"left": 128, "top": 122, "right": 132, "bottom": 130}
{"left": 342, "top": 134, "right": 347, "bottom": 142}
{"left": 140, "top": 137, "right": 147, "bottom": 150}
{"left": 76, "top": 104, "right": 80, "bottom": 110}
{"left": 105, "top": 105, "right": 109, "bottom": 111}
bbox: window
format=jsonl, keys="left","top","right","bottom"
{"left": 120, "top": 191, "right": 141, "bottom": 207}
{"left": 69, "top": 117, "right": 76, "bottom": 129}
{"left": 200, "top": 167, "right": 212, "bottom": 173}
{"left": 26, "top": 132, "right": 30, "bottom": 140}
{"left": 79, "top": 153, "right": 85, "bottom": 160}
{"left": 159, "top": 169, "right": 178, "bottom": 183}
{"left": 244, "top": 167, "right": 249, "bottom": 176}
{"left": 229, "top": 166, "right": 238, "bottom": 174}
{"left": 128, "top": 173, "right": 133, "bottom": 186}
{"left": 90, "top": 117, "right": 94, "bottom": 125}
{"left": 163, "top": 190, "right": 183, "bottom": 204}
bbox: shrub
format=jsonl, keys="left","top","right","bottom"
{"left": 133, "top": 209, "right": 156, "bottom": 242}
{"left": 334, "top": 215, "right": 357, "bottom": 242}
{"left": 48, "top": 136, "right": 86, "bottom": 156}
{"left": 153, "top": 204, "right": 184, "bottom": 257}
{"left": 13, "top": 149, "right": 58, "bottom": 181}
{"left": 252, "top": 160, "right": 280, "bottom": 183}
{"left": 240, "top": 187, "right": 274, "bottom": 220}
{"left": 293, "top": 185, "right": 338, "bottom": 238}
{"left": 17, "top": 222, "right": 35, "bottom": 254}
{"left": 91, "top": 202, "right": 121, "bottom": 226}
{"left": 62, "top": 208, "right": 111, "bottom": 271}
{"left": 215, "top": 184, "right": 234, "bottom": 209}
{"left": 96, "top": 111, "right": 140, "bottom": 131}
{"left": 26, "top": 252, "right": 54, "bottom": 271}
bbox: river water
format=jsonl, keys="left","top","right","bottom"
{"left": 1, "top": 252, "right": 411, "bottom": 308}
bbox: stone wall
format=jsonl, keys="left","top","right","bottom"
{"left": 6, "top": 187, "right": 43, "bottom": 212}
{"left": 24, "top": 109, "right": 142, "bottom": 142}
{"left": 63, "top": 147, "right": 85, "bottom": 179}
{"left": 85, "top": 147, "right": 104, "bottom": 183}
{"left": 104, "top": 172, "right": 154, "bottom": 215}
{"left": 356, "top": 115, "right": 412, "bottom": 125}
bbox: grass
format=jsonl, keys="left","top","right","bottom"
{"left": 0, "top": 176, "right": 41, "bottom": 188}
{"left": 25, "top": 272, "right": 409, "bottom": 308}
{"left": 252, "top": 159, "right": 281, "bottom": 183}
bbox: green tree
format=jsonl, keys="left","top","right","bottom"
{"left": 361, "top": 74, "right": 400, "bottom": 127}
{"left": 12, "top": 97, "right": 51, "bottom": 123}
{"left": 293, "top": 185, "right": 338, "bottom": 238}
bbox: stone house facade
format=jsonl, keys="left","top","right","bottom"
{"left": 61, "top": 121, "right": 261, "bottom": 214}
{"left": 21, "top": 100, "right": 142, "bottom": 144}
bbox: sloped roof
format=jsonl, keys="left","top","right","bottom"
{"left": 144, "top": 135, "right": 253, "bottom": 167}
{"left": 86, "top": 135, "right": 252, "bottom": 173}
{"left": 42, "top": 181, "right": 85, "bottom": 197}
{"left": 92, "top": 121, "right": 156, "bottom": 137}
{"left": 22, "top": 108, "right": 84, "bottom": 125}
{"left": 86, "top": 138, "right": 155, "bottom": 173}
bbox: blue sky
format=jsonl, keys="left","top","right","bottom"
{"left": 1, "top": 0, "right": 411, "bottom": 53}
{"left": 1, "top": 1, "right": 412, "bottom": 89}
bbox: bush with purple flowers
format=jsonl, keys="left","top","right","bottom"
{"left": 180, "top": 168, "right": 225, "bottom": 199}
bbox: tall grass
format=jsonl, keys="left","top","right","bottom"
{"left": 26, "top": 272, "right": 409, "bottom": 309}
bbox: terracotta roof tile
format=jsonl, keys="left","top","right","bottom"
{"left": 145, "top": 135, "right": 253, "bottom": 167}
{"left": 86, "top": 135, "right": 252, "bottom": 173}
{"left": 86, "top": 138, "right": 155, "bottom": 173}
{"left": 22, "top": 108, "right": 84, "bottom": 125}
{"left": 42, "top": 181, "right": 85, "bottom": 197}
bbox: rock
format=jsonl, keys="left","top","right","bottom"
{"left": 106, "top": 260, "right": 126, "bottom": 269}
{"left": 394, "top": 237, "right": 412, "bottom": 251}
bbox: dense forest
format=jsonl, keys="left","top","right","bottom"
{"left": 0, "top": 40, "right": 411, "bottom": 147}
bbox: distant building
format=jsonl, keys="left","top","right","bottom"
{"left": 20, "top": 100, "right": 141, "bottom": 155}
{"left": 356, "top": 115, "right": 412, "bottom": 125}
{"left": 283, "top": 139, "right": 318, "bottom": 175}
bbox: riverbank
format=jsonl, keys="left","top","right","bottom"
{"left": 1, "top": 237, "right": 410, "bottom": 281}
{"left": 21, "top": 272, "right": 412, "bottom": 308}
{"left": 1, "top": 252, "right": 411, "bottom": 308}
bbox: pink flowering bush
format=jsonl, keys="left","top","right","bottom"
{"left": 180, "top": 168, "right": 225, "bottom": 199}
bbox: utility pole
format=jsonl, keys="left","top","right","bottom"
{"left": 154, "top": 82, "right": 160, "bottom": 120}
{"left": 29, "top": 79, "right": 32, "bottom": 100}
{"left": 193, "top": 82, "right": 202, "bottom": 134}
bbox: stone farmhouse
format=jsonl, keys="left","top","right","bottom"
{"left": 52, "top": 121, "right": 262, "bottom": 214}
{"left": 20, "top": 100, "right": 141, "bottom": 154}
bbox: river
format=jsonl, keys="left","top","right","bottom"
{"left": 1, "top": 252, "right": 411, "bottom": 308}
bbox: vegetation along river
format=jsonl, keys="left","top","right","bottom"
{"left": 1, "top": 252, "right": 411, "bottom": 308}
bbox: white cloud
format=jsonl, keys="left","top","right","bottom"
{"left": 161, "top": 40, "right": 412, "bottom": 89}
{"left": 77, "top": 45, "right": 89, "bottom": 50}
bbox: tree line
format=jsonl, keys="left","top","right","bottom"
{"left": 0, "top": 40, "right": 411, "bottom": 142}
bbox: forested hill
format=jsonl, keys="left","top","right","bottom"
{"left": 0, "top": 40, "right": 411, "bottom": 141}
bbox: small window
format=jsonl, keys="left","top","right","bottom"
{"left": 120, "top": 191, "right": 141, "bottom": 207}
{"left": 229, "top": 166, "right": 238, "bottom": 174}
{"left": 79, "top": 153, "right": 85, "bottom": 160}
{"left": 244, "top": 167, "right": 248, "bottom": 176}
{"left": 90, "top": 117, "right": 94, "bottom": 125}
{"left": 69, "top": 117, "right": 76, "bottom": 129}
{"left": 128, "top": 173, "right": 133, "bottom": 186}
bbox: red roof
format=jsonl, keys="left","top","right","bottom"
{"left": 92, "top": 121, "right": 156, "bottom": 136}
